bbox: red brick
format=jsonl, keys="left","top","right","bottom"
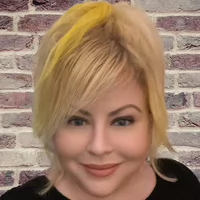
{"left": 179, "top": 151, "right": 200, "bottom": 167}
{"left": 0, "top": 74, "right": 32, "bottom": 90}
{"left": 18, "top": 15, "right": 61, "bottom": 32}
{"left": 32, "top": 0, "right": 84, "bottom": 11}
{"left": 0, "top": 35, "right": 34, "bottom": 51}
{"left": 0, "top": 92, "right": 32, "bottom": 109}
{"left": 169, "top": 54, "right": 200, "bottom": 70}
{"left": 0, "top": 16, "right": 13, "bottom": 31}
{"left": 16, "top": 54, "right": 35, "bottom": 70}
{"left": 193, "top": 92, "right": 200, "bottom": 107}
{"left": 178, "top": 112, "right": 200, "bottom": 127}
{"left": 0, "top": 134, "right": 16, "bottom": 149}
{"left": 19, "top": 170, "right": 47, "bottom": 185}
{"left": 165, "top": 92, "right": 190, "bottom": 109}
{"left": 0, "top": 171, "right": 14, "bottom": 187}
{"left": 2, "top": 112, "right": 32, "bottom": 128}
{"left": 0, "top": 56, "right": 13, "bottom": 69}
{"left": 135, "top": 0, "right": 200, "bottom": 12}
{"left": 0, "top": 0, "right": 29, "bottom": 12}
{"left": 157, "top": 16, "right": 200, "bottom": 32}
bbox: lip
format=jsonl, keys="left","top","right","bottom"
{"left": 81, "top": 163, "right": 120, "bottom": 177}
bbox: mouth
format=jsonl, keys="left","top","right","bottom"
{"left": 81, "top": 163, "right": 121, "bottom": 177}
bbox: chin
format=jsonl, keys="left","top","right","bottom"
{"left": 81, "top": 181, "right": 118, "bottom": 198}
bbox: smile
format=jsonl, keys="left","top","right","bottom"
{"left": 81, "top": 163, "right": 121, "bottom": 177}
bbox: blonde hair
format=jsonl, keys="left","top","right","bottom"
{"left": 33, "top": 0, "right": 176, "bottom": 194}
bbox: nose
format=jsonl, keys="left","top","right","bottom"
{"left": 87, "top": 126, "right": 113, "bottom": 156}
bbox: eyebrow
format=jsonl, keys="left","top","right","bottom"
{"left": 78, "top": 104, "right": 142, "bottom": 117}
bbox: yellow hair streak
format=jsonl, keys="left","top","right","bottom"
{"left": 37, "top": 1, "right": 113, "bottom": 88}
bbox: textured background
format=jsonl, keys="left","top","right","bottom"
{"left": 0, "top": 0, "right": 200, "bottom": 195}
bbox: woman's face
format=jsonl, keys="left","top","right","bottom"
{"left": 54, "top": 78, "right": 152, "bottom": 198}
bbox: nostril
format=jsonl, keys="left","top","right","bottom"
{"left": 87, "top": 141, "right": 113, "bottom": 156}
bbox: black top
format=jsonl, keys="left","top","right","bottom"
{"left": 1, "top": 158, "right": 200, "bottom": 200}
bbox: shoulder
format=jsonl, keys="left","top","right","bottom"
{"left": 0, "top": 176, "right": 48, "bottom": 200}
{"left": 156, "top": 158, "right": 200, "bottom": 198}
{"left": 157, "top": 158, "right": 199, "bottom": 181}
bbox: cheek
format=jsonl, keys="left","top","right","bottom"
{"left": 53, "top": 129, "right": 89, "bottom": 157}
{"left": 114, "top": 123, "right": 151, "bottom": 158}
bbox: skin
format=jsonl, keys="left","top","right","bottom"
{"left": 50, "top": 78, "right": 156, "bottom": 200}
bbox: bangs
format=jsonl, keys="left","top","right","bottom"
{"left": 38, "top": 29, "right": 139, "bottom": 133}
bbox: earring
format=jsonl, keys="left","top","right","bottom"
{"left": 146, "top": 156, "right": 151, "bottom": 163}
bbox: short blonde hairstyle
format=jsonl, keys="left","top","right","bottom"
{"left": 33, "top": 0, "right": 176, "bottom": 194}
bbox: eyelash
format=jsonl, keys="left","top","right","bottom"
{"left": 66, "top": 116, "right": 135, "bottom": 127}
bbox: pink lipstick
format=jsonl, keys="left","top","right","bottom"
{"left": 82, "top": 163, "right": 120, "bottom": 177}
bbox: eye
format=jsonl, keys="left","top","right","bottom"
{"left": 67, "top": 116, "right": 88, "bottom": 126}
{"left": 112, "top": 116, "right": 135, "bottom": 126}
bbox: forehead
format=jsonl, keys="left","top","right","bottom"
{"left": 83, "top": 78, "right": 146, "bottom": 112}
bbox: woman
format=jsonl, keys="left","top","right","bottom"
{"left": 1, "top": 1, "right": 199, "bottom": 200}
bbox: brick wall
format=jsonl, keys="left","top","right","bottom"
{"left": 0, "top": 0, "right": 199, "bottom": 195}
